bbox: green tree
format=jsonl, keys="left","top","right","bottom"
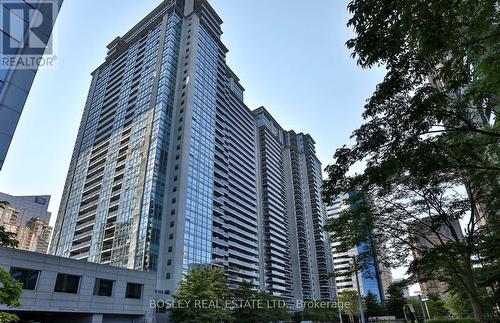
{"left": 406, "top": 296, "right": 451, "bottom": 320}
{"left": 408, "top": 294, "right": 451, "bottom": 319}
{"left": 323, "top": 0, "right": 500, "bottom": 320}
{"left": 0, "top": 313, "right": 19, "bottom": 323}
{"left": 302, "top": 300, "right": 339, "bottom": 323}
{"left": 338, "top": 291, "right": 361, "bottom": 323}
{"left": 385, "top": 283, "right": 406, "bottom": 319}
{"left": 426, "top": 293, "right": 451, "bottom": 318}
{"left": 251, "top": 291, "right": 291, "bottom": 323}
{"left": 232, "top": 281, "right": 291, "bottom": 323}
{"left": 170, "top": 267, "right": 232, "bottom": 323}
{"left": 0, "top": 224, "right": 21, "bottom": 323}
{"left": 0, "top": 270, "right": 21, "bottom": 307}
{"left": 231, "top": 281, "right": 255, "bottom": 323}
{"left": 445, "top": 292, "right": 474, "bottom": 318}
{"left": 0, "top": 226, "right": 18, "bottom": 249}
{"left": 364, "top": 291, "right": 385, "bottom": 318}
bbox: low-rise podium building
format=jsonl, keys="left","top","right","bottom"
{"left": 0, "top": 247, "right": 156, "bottom": 323}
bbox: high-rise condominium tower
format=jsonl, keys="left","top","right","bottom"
{"left": 283, "top": 127, "right": 334, "bottom": 301}
{"left": 50, "top": 0, "right": 333, "bottom": 302}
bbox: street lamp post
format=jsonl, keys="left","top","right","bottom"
{"left": 336, "top": 286, "right": 343, "bottom": 323}
{"left": 424, "top": 300, "right": 431, "bottom": 319}
{"left": 417, "top": 294, "right": 426, "bottom": 321}
{"left": 352, "top": 257, "right": 366, "bottom": 323}
{"left": 415, "top": 291, "right": 430, "bottom": 321}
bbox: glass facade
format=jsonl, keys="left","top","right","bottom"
{"left": 182, "top": 25, "right": 217, "bottom": 271}
{"left": 0, "top": 1, "right": 62, "bottom": 170}
{"left": 0, "top": 7, "right": 21, "bottom": 93}
{"left": 328, "top": 195, "right": 387, "bottom": 301}
{"left": 51, "top": 0, "right": 335, "bottom": 302}
{"left": 51, "top": 6, "right": 182, "bottom": 271}
{"left": 0, "top": 55, "right": 9, "bottom": 93}
{"left": 358, "top": 241, "right": 383, "bottom": 301}
{"left": 134, "top": 13, "right": 182, "bottom": 271}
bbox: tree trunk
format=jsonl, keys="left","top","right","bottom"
{"left": 467, "top": 289, "right": 484, "bottom": 322}
{"left": 462, "top": 258, "right": 484, "bottom": 321}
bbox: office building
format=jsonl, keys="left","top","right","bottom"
{"left": 0, "top": 247, "right": 155, "bottom": 323}
{"left": 327, "top": 195, "right": 391, "bottom": 301}
{"left": 50, "top": 0, "right": 334, "bottom": 302}
{"left": 0, "top": 0, "right": 63, "bottom": 170}
{"left": 0, "top": 192, "right": 51, "bottom": 224}
{"left": 357, "top": 241, "right": 392, "bottom": 301}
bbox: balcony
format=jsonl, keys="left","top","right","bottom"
{"left": 74, "top": 221, "right": 94, "bottom": 233}
{"left": 73, "top": 230, "right": 92, "bottom": 242}
{"left": 71, "top": 240, "right": 91, "bottom": 253}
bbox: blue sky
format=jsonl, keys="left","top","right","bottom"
{"left": 0, "top": 0, "right": 400, "bottom": 276}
